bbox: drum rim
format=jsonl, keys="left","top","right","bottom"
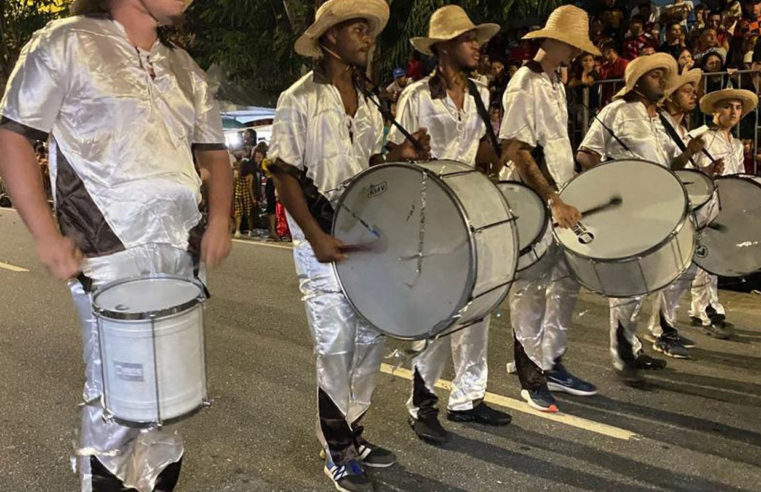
{"left": 92, "top": 274, "right": 207, "bottom": 320}
{"left": 693, "top": 174, "right": 761, "bottom": 277}
{"left": 107, "top": 400, "right": 209, "bottom": 429}
{"left": 331, "top": 162, "right": 478, "bottom": 340}
{"left": 554, "top": 158, "right": 692, "bottom": 263}
{"left": 674, "top": 168, "right": 716, "bottom": 211}
{"left": 497, "top": 180, "right": 549, "bottom": 257}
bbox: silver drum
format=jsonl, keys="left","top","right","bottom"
{"left": 675, "top": 169, "right": 720, "bottom": 230}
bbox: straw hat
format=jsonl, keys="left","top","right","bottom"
{"left": 700, "top": 88, "right": 759, "bottom": 117}
{"left": 411, "top": 5, "right": 500, "bottom": 56}
{"left": 664, "top": 68, "right": 703, "bottom": 100}
{"left": 522, "top": 5, "right": 600, "bottom": 56}
{"left": 294, "top": 0, "right": 390, "bottom": 59}
{"left": 613, "top": 53, "right": 678, "bottom": 99}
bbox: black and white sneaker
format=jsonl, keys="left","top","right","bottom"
{"left": 357, "top": 441, "right": 395, "bottom": 468}
{"left": 324, "top": 457, "right": 373, "bottom": 492}
{"left": 652, "top": 335, "right": 690, "bottom": 359}
{"left": 634, "top": 353, "right": 667, "bottom": 370}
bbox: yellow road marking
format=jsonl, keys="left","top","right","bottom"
{"left": 380, "top": 363, "right": 640, "bottom": 441}
{"left": 232, "top": 238, "right": 293, "bottom": 250}
{"left": 0, "top": 261, "right": 28, "bottom": 272}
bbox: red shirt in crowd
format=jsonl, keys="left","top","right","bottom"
{"left": 406, "top": 59, "right": 426, "bottom": 81}
{"left": 622, "top": 34, "right": 657, "bottom": 61}
{"left": 508, "top": 43, "right": 538, "bottom": 62}
{"left": 599, "top": 56, "right": 629, "bottom": 80}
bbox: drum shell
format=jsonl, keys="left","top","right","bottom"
{"left": 332, "top": 161, "right": 518, "bottom": 340}
{"left": 675, "top": 169, "right": 720, "bottom": 230}
{"left": 497, "top": 181, "right": 553, "bottom": 276}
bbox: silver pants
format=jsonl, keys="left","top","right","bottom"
{"left": 406, "top": 317, "right": 489, "bottom": 417}
{"left": 690, "top": 267, "right": 725, "bottom": 325}
{"left": 647, "top": 264, "right": 698, "bottom": 337}
{"left": 609, "top": 297, "right": 645, "bottom": 370}
{"left": 289, "top": 218, "right": 385, "bottom": 460}
{"left": 75, "top": 244, "right": 194, "bottom": 492}
{"left": 509, "top": 247, "right": 580, "bottom": 371}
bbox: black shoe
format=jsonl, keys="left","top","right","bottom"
{"left": 703, "top": 320, "right": 734, "bottom": 340}
{"left": 324, "top": 458, "right": 373, "bottom": 492}
{"left": 409, "top": 415, "right": 450, "bottom": 444}
{"left": 617, "top": 365, "right": 646, "bottom": 388}
{"left": 652, "top": 335, "right": 690, "bottom": 359}
{"left": 357, "top": 441, "right": 395, "bottom": 468}
{"left": 705, "top": 306, "right": 726, "bottom": 323}
{"left": 447, "top": 401, "right": 512, "bottom": 426}
{"left": 677, "top": 334, "right": 696, "bottom": 348}
{"left": 635, "top": 354, "right": 667, "bottom": 370}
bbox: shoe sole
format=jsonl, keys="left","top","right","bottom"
{"left": 652, "top": 343, "right": 690, "bottom": 359}
{"left": 319, "top": 450, "right": 395, "bottom": 469}
{"left": 546, "top": 381, "right": 598, "bottom": 396}
{"left": 642, "top": 333, "right": 657, "bottom": 344}
{"left": 408, "top": 418, "right": 449, "bottom": 445}
{"left": 446, "top": 413, "right": 512, "bottom": 426}
{"left": 520, "top": 390, "right": 559, "bottom": 413}
{"left": 323, "top": 466, "right": 367, "bottom": 492}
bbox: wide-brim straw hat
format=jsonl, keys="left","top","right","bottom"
{"left": 664, "top": 68, "right": 703, "bottom": 100}
{"left": 522, "top": 5, "right": 600, "bottom": 56}
{"left": 295, "top": 0, "right": 390, "bottom": 59}
{"left": 613, "top": 53, "right": 678, "bottom": 100}
{"left": 411, "top": 5, "right": 500, "bottom": 56}
{"left": 700, "top": 88, "right": 759, "bottom": 117}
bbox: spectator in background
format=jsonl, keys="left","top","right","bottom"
{"left": 489, "top": 60, "right": 509, "bottom": 102}
{"left": 489, "top": 104, "right": 502, "bottom": 145}
{"left": 506, "top": 60, "right": 521, "bottom": 78}
{"left": 256, "top": 142, "right": 278, "bottom": 242}
{"left": 477, "top": 54, "right": 493, "bottom": 84}
{"left": 623, "top": 15, "right": 658, "bottom": 60}
{"left": 600, "top": 41, "right": 629, "bottom": 104}
{"left": 662, "top": 0, "right": 695, "bottom": 29}
{"left": 694, "top": 3, "right": 708, "bottom": 30}
{"left": 632, "top": 1, "right": 661, "bottom": 24}
{"left": 508, "top": 34, "right": 536, "bottom": 63}
{"left": 590, "top": 16, "right": 612, "bottom": 48}
{"left": 601, "top": 0, "right": 627, "bottom": 36}
{"left": 407, "top": 51, "right": 426, "bottom": 81}
{"left": 677, "top": 47, "right": 696, "bottom": 72}
{"left": 707, "top": 10, "right": 732, "bottom": 51}
{"left": 568, "top": 52, "right": 601, "bottom": 113}
{"left": 742, "top": 138, "right": 756, "bottom": 173}
{"left": 640, "top": 45, "right": 657, "bottom": 56}
{"left": 660, "top": 21, "right": 686, "bottom": 52}
{"left": 694, "top": 27, "right": 726, "bottom": 61}
{"left": 386, "top": 68, "right": 409, "bottom": 102}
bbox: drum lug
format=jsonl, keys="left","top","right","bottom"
{"left": 202, "top": 398, "right": 213, "bottom": 408}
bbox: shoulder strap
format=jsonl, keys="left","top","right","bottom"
{"left": 467, "top": 78, "right": 501, "bottom": 158}
{"left": 658, "top": 111, "right": 697, "bottom": 168}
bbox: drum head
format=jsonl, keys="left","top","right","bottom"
{"left": 94, "top": 276, "right": 204, "bottom": 319}
{"left": 676, "top": 169, "right": 714, "bottom": 210}
{"left": 497, "top": 181, "right": 547, "bottom": 255}
{"left": 332, "top": 162, "right": 474, "bottom": 339}
{"left": 556, "top": 160, "right": 688, "bottom": 260}
{"left": 694, "top": 176, "right": 761, "bottom": 277}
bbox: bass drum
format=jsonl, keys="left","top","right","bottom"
{"left": 332, "top": 160, "right": 518, "bottom": 340}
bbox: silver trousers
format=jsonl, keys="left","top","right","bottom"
{"left": 289, "top": 218, "right": 385, "bottom": 459}
{"left": 75, "top": 244, "right": 194, "bottom": 492}
{"left": 647, "top": 264, "right": 698, "bottom": 337}
{"left": 690, "top": 267, "right": 725, "bottom": 325}
{"left": 609, "top": 297, "right": 645, "bottom": 370}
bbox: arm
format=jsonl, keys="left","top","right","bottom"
{"left": 195, "top": 149, "right": 233, "bottom": 266}
{"left": 503, "top": 138, "right": 580, "bottom": 228}
{"left": 476, "top": 138, "right": 500, "bottom": 177}
{"left": 0, "top": 130, "right": 82, "bottom": 278}
{"left": 576, "top": 148, "right": 602, "bottom": 170}
{"left": 271, "top": 161, "right": 345, "bottom": 263}
{"left": 670, "top": 136, "right": 705, "bottom": 170}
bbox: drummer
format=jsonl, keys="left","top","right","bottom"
{"left": 0, "top": 0, "right": 232, "bottom": 490}
{"left": 576, "top": 54, "right": 705, "bottom": 387}
{"left": 500, "top": 5, "right": 599, "bottom": 413}
{"left": 642, "top": 69, "right": 705, "bottom": 359}
{"left": 689, "top": 88, "right": 759, "bottom": 339}
{"left": 268, "top": 0, "right": 428, "bottom": 489}
{"left": 388, "top": 5, "right": 510, "bottom": 443}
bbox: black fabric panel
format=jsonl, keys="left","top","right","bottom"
{"left": 659, "top": 311, "right": 678, "bottom": 336}
{"left": 191, "top": 143, "right": 227, "bottom": 152}
{"left": 615, "top": 322, "right": 637, "bottom": 367}
{"left": 271, "top": 159, "right": 335, "bottom": 234}
{"left": 318, "top": 387, "right": 357, "bottom": 463}
{"left": 153, "top": 458, "right": 183, "bottom": 492}
{"left": 89, "top": 456, "right": 137, "bottom": 492}
{"left": 0, "top": 116, "right": 48, "bottom": 141}
{"left": 412, "top": 367, "right": 440, "bottom": 419}
{"left": 55, "top": 147, "right": 125, "bottom": 257}
{"left": 514, "top": 332, "right": 547, "bottom": 391}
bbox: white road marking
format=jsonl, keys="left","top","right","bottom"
{"left": 0, "top": 261, "right": 28, "bottom": 272}
{"left": 380, "top": 363, "right": 640, "bottom": 441}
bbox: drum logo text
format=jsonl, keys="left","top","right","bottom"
{"left": 368, "top": 182, "right": 387, "bottom": 199}
{"left": 571, "top": 222, "right": 595, "bottom": 245}
{"left": 115, "top": 362, "right": 144, "bottom": 382}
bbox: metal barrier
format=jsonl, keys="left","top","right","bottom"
{"left": 567, "top": 70, "right": 761, "bottom": 175}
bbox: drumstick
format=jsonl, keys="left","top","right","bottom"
{"left": 706, "top": 222, "right": 728, "bottom": 232}
{"left": 579, "top": 196, "right": 623, "bottom": 218}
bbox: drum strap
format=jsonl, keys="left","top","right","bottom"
{"left": 658, "top": 112, "right": 698, "bottom": 168}
{"left": 466, "top": 78, "right": 502, "bottom": 159}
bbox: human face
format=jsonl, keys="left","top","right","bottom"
{"left": 438, "top": 30, "right": 481, "bottom": 70}
{"left": 139, "top": 0, "right": 187, "bottom": 25}
{"left": 325, "top": 19, "right": 374, "bottom": 68}
{"left": 708, "top": 14, "right": 722, "bottom": 30}
{"left": 714, "top": 99, "right": 744, "bottom": 128}
{"left": 603, "top": 47, "right": 618, "bottom": 62}
{"left": 630, "top": 20, "right": 643, "bottom": 36}
{"left": 667, "top": 23, "right": 682, "bottom": 43}
{"left": 491, "top": 61, "right": 504, "bottom": 76}
{"left": 678, "top": 49, "right": 693, "bottom": 69}
{"left": 636, "top": 68, "right": 668, "bottom": 101}
{"left": 700, "top": 28, "right": 718, "bottom": 49}
{"left": 640, "top": 46, "right": 656, "bottom": 56}
{"left": 704, "top": 54, "right": 723, "bottom": 72}
{"left": 672, "top": 82, "right": 698, "bottom": 112}
{"left": 581, "top": 54, "right": 595, "bottom": 71}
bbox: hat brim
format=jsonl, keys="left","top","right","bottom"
{"left": 615, "top": 53, "right": 678, "bottom": 100}
{"left": 294, "top": 0, "right": 390, "bottom": 58}
{"left": 411, "top": 23, "right": 500, "bottom": 56}
{"left": 700, "top": 89, "right": 759, "bottom": 117}
{"left": 663, "top": 69, "right": 702, "bottom": 100}
{"left": 522, "top": 29, "right": 601, "bottom": 57}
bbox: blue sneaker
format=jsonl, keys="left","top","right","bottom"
{"left": 547, "top": 364, "right": 598, "bottom": 396}
{"left": 521, "top": 386, "right": 559, "bottom": 413}
{"left": 324, "top": 457, "right": 373, "bottom": 492}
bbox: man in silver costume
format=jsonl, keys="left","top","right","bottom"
{"left": 268, "top": 0, "right": 428, "bottom": 491}
{"left": 0, "top": 0, "right": 232, "bottom": 490}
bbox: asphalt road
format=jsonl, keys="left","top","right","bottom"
{"left": 1, "top": 208, "right": 760, "bottom": 492}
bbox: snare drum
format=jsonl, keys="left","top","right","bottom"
{"left": 93, "top": 275, "right": 208, "bottom": 427}
{"left": 554, "top": 159, "right": 696, "bottom": 297}
{"left": 333, "top": 160, "right": 519, "bottom": 340}
{"left": 694, "top": 175, "right": 761, "bottom": 277}
{"left": 675, "top": 169, "right": 720, "bottom": 230}
{"left": 497, "top": 181, "right": 554, "bottom": 276}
